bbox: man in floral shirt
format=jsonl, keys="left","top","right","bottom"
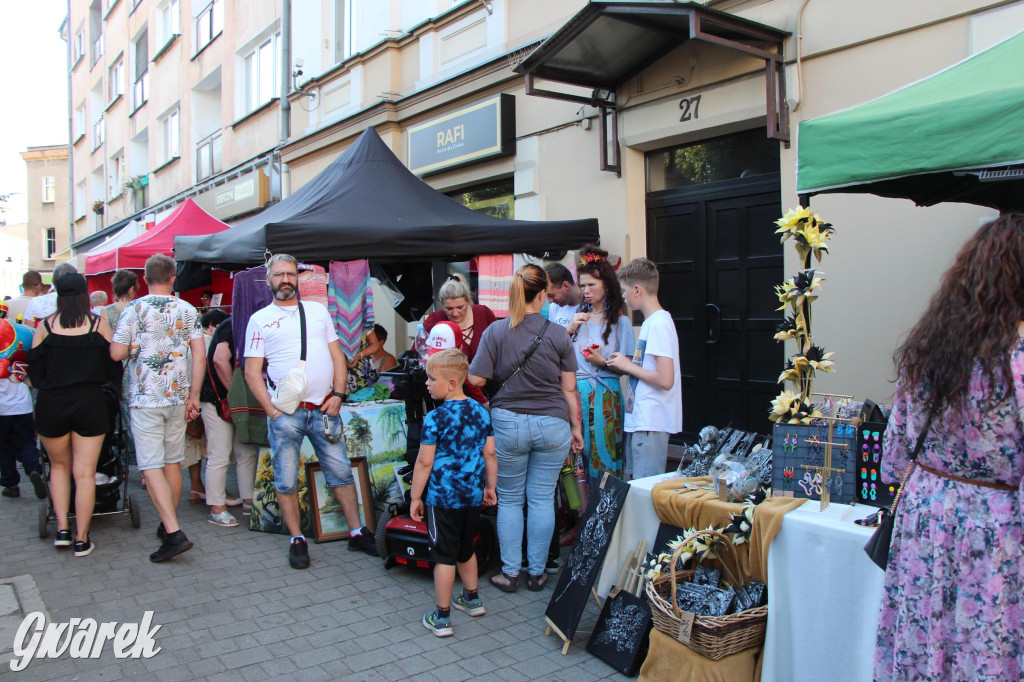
{"left": 111, "top": 254, "right": 205, "bottom": 562}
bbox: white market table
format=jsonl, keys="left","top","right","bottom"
{"left": 595, "top": 472, "right": 679, "bottom": 598}
{"left": 761, "top": 502, "right": 885, "bottom": 682}
{"left": 593, "top": 473, "right": 885, "bottom": 682}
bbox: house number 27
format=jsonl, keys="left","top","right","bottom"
{"left": 679, "top": 95, "right": 702, "bottom": 122}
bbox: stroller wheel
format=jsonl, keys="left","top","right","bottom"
{"left": 38, "top": 501, "right": 49, "bottom": 539}
{"left": 129, "top": 493, "right": 141, "bottom": 528}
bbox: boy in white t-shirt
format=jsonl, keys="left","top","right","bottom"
{"left": 606, "top": 258, "right": 682, "bottom": 479}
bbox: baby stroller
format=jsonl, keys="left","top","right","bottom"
{"left": 373, "top": 353, "right": 498, "bottom": 575}
{"left": 37, "top": 384, "right": 141, "bottom": 538}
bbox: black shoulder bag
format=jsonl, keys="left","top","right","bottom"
{"left": 488, "top": 319, "right": 550, "bottom": 399}
{"left": 863, "top": 413, "right": 932, "bottom": 570}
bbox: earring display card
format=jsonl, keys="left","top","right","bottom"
{"left": 856, "top": 419, "right": 896, "bottom": 508}
{"left": 770, "top": 422, "right": 856, "bottom": 504}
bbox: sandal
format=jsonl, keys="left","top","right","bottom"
{"left": 189, "top": 491, "right": 206, "bottom": 503}
{"left": 489, "top": 572, "right": 520, "bottom": 593}
{"left": 527, "top": 573, "right": 548, "bottom": 592}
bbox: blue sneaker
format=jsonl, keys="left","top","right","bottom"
{"left": 422, "top": 609, "right": 453, "bottom": 637}
{"left": 452, "top": 593, "right": 485, "bottom": 617}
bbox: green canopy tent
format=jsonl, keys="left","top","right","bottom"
{"left": 797, "top": 30, "right": 1024, "bottom": 213}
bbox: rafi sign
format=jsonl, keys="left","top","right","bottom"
{"left": 407, "top": 94, "right": 515, "bottom": 176}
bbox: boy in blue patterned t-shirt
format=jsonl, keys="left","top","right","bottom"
{"left": 410, "top": 349, "right": 497, "bottom": 638}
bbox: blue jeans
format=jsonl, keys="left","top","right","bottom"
{"left": 491, "top": 407, "right": 571, "bottom": 577}
{"left": 266, "top": 408, "right": 353, "bottom": 494}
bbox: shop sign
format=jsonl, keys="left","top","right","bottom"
{"left": 193, "top": 170, "right": 270, "bottom": 221}
{"left": 407, "top": 94, "right": 515, "bottom": 176}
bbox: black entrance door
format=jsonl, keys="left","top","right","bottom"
{"left": 646, "top": 174, "right": 783, "bottom": 442}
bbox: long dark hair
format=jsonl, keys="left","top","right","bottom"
{"left": 894, "top": 213, "right": 1024, "bottom": 416}
{"left": 55, "top": 293, "right": 91, "bottom": 329}
{"left": 577, "top": 244, "right": 626, "bottom": 344}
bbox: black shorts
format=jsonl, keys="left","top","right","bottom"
{"left": 425, "top": 506, "right": 481, "bottom": 566}
{"left": 34, "top": 386, "right": 110, "bottom": 439}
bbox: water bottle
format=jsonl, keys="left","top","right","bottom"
{"left": 561, "top": 465, "right": 584, "bottom": 510}
{"left": 414, "top": 324, "right": 428, "bottom": 366}
{"left": 574, "top": 457, "right": 589, "bottom": 509}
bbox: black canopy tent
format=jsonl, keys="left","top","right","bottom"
{"left": 174, "top": 127, "right": 600, "bottom": 279}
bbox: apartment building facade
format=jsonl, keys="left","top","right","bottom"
{"left": 66, "top": 0, "right": 287, "bottom": 255}
{"left": 63, "top": 0, "right": 1023, "bottom": 436}
{"left": 20, "top": 145, "right": 70, "bottom": 273}
{"left": 279, "top": 0, "right": 1022, "bottom": 437}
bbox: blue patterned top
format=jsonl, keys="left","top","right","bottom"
{"left": 421, "top": 399, "right": 492, "bottom": 508}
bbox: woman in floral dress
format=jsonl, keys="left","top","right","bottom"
{"left": 875, "top": 213, "right": 1024, "bottom": 681}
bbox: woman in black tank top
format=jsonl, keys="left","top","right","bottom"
{"left": 27, "top": 273, "right": 119, "bottom": 557}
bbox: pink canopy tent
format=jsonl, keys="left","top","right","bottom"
{"left": 85, "top": 199, "right": 230, "bottom": 275}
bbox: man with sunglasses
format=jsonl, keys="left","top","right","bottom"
{"left": 244, "top": 254, "right": 378, "bottom": 569}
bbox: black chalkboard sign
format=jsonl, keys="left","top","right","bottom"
{"left": 545, "top": 474, "right": 630, "bottom": 642}
{"left": 586, "top": 589, "right": 652, "bottom": 676}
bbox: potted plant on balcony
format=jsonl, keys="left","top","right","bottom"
{"left": 92, "top": 200, "right": 105, "bottom": 214}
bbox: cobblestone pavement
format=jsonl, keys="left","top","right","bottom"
{"left": 0, "top": 468, "right": 628, "bottom": 681}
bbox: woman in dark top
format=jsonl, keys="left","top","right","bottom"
{"left": 424, "top": 277, "right": 496, "bottom": 362}
{"left": 198, "top": 310, "right": 242, "bottom": 528}
{"left": 469, "top": 264, "right": 583, "bottom": 592}
{"left": 27, "top": 273, "right": 120, "bottom": 557}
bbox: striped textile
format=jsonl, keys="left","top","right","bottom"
{"left": 477, "top": 254, "right": 514, "bottom": 317}
{"left": 297, "top": 264, "right": 328, "bottom": 306}
{"left": 328, "top": 260, "right": 375, "bottom": 360}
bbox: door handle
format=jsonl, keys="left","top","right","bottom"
{"left": 705, "top": 303, "right": 720, "bottom": 345}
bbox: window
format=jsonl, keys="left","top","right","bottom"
{"left": 72, "top": 29, "right": 85, "bottom": 65}
{"left": 157, "top": 0, "right": 180, "bottom": 47}
{"left": 108, "top": 55, "right": 124, "bottom": 101}
{"left": 44, "top": 228, "right": 57, "bottom": 260}
{"left": 243, "top": 33, "right": 279, "bottom": 113}
{"left": 160, "top": 108, "right": 180, "bottom": 161}
{"left": 42, "top": 177, "right": 55, "bottom": 203}
{"left": 108, "top": 152, "right": 124, "bottom": 199}
{"left": 92, "top": 115, "right": 104, "bottom": 151}
{"left": 195, "top": 0, "right": 223, "bottom": 53}
{"left": 75, "top": 104, "right": 87, "bottom": 141}
{"left": 132, "top": 29, "right": 149, "bottom": 111}
{"left": 90, "top": 1, "right": 104, "bottom": 65}
{"left": 75, "top": 180, "right": 87, "bottom": 218}
{"left": 195, "top": 130, "right": 222, "bottom": 181}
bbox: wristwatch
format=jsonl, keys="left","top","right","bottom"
{"left": 332, "top": 391, "right": 348, "bottom": 402}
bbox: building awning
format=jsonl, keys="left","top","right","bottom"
{"left": 797, "top": 30, "right": 1024, "bottom": 213}
{"left": 515, "top": 1, "right": 790, "bottom": 170}
{"left": 71, "top": 211, "right": 147, "bottom": 251}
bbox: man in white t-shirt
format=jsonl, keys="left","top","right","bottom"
{"left": 243, "top": 253, "right": 378, "bottom": 569}
{"left": 6, "top": 270, "right": 43, "bottom": 324}
{"left": 544, "top": 262, "right": 583, "bottom": 328}
{"left": 607, "top": 258, "right": 682, "bottom": 479}
{"left": 25, "top": 261, "right": 78, "bottom": 327}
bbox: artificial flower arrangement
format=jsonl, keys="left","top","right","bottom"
{"left": 642, "top": 503, "right": 756, "bottom": 582}
{"left": 770, "top": 207, "right": 837, "bottom": 424}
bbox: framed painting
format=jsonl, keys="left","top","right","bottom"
{"left": 305, "top": 456, "right": 374, "bottom": 543}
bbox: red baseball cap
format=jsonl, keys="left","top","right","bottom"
{"left": 426, "top": 321, "right": 463, "bottom": 356}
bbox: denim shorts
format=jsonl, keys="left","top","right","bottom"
{"left": 266, "top": 408, "right": 353, "bottom": 494}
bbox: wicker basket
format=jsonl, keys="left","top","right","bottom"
{"left": 645, "top": 529, "right": 768, "bottom": 661}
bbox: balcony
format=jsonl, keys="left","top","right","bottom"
{"left": 195, "top": 130, "right": 222, "bottom": 181}
{"left": 132, "top": 72, "right": 149, "bottom": 114}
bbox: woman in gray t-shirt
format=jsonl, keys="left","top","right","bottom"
{"left": 469, "top": 264, "right": 583, "bottom": 592}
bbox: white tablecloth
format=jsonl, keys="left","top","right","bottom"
{"left": 594, "top": 472, "right": 679, "bottom": 598}
{"left": 761, "top": 503, "right": 885, "bottom": 682}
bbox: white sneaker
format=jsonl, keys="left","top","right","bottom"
{"left": 207, "top": 511, "right": 238, "bottom": 527}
